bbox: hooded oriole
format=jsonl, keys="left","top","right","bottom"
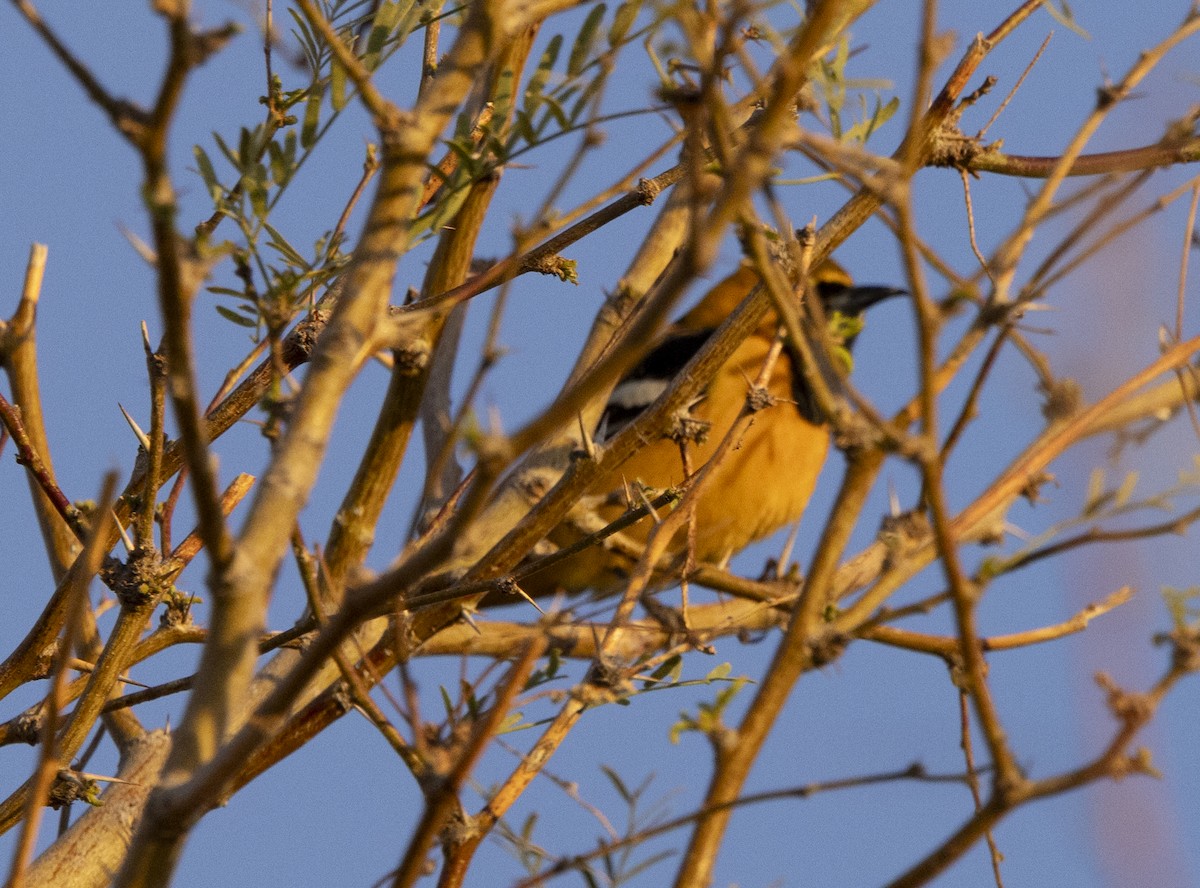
{"left": 516, "top": 259, "right": 903, "bottom": 599}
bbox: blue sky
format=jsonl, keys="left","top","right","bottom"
{"left": 2, "top": 2, "right": 1200, "bottom": 886}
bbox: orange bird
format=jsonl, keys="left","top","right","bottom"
{"left": 517, "top": 259, "right": 903, "bottom": 599}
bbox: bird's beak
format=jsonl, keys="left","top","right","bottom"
{"left": 840, "top": 284, "right": 907, "bottom": 314}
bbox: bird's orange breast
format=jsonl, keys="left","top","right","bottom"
{"left": 522, "top": 333, "right": 829, "bottom": 597}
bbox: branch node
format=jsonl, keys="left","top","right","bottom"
{"left": 635, "top": 176, "right": 663, "bottom": 205}
{"left": 1039, "top": 378, "right": 1083, "bottom": 423}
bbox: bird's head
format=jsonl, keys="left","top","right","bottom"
{"left": 812, "top": 259, "right": 906, "bottom": 353}
{"left": 813, "top": 258, "right": 907, "bottom": 319}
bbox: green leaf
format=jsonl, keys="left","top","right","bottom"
{"left": 463, "top": 680, "right": 481, "bottom": 720}
{"left": 539, "top": 92, "right": 571, "bottom": 132}
{"left": 266, "top": 141, "right": 290, "bottom": 188}
{"left": 819, "top": 37, "right": 850, "bottom": 137}
{"left": 263, "top": 222, "right": 310, "bottom": 269}
{"left": 492, "top": 68, "right": 519, "bottom": 128}
{"left": 1163, "top": 586, "right": 1200, "bottom": 629}
{"left": 409, "top": 174, "right": 473, "bottom": 245}
{"left": 77, "top": 777, "right": 104, "bottom": 807}
{"left": 193, "top": 146, "right": 223, "bottom": 203}
{"left": 330, "top": 56, "right": 349, "bottom": 112}
{"left": 215, "top": 304, "right": 258, "bottom": 327}
{"left": 520, "top": 812, "right": 538, "bottom": 842}
{"left": 1083, "top": 468, "right": 1107, "bottom": 516}
{"left": 525, "top": 646, "right": 562, "bottom": 689}
{"left": 873, "top": 95, "right": 900, "bottom": 132}
{"left": 843, "top": 94, "right": 900, "bottom": 144}
{"left": 1044, "top": 0, "right": 1090, "bottom": 39}
{"left": 287, "top": 8, "right": 321, "bottom": 71}
{"left": 497, "top": 711, "right": 527, "bottom": 734}
{"left": 364, "top": 0, "right": 403, "bottom": 67}
{"left": 568, "top": 3, "right": 606, "bottom": 77}
{"left": 621, "top": 851, "right": 675, "bottom": 882}
{"left": 569, "top": 74, "right": 606, "bottom": 123}
{"left": 248, "top": 163, "right": 270, "bottom": 219}
{"left": 977, "top": 556, "right": 1006, "bottom": 582}
{"left": 643, "top": 655, "right": 682, "bottom": 688}
{"left": 212, "top": 132, "right": 239, "bottom": 170}
{"left": 608, "top": 0, "right": 638, "bottom": 47}
{"left": 391, "top": 0, "right": 428, "bottom": 58}
{"left": 600, "top": 765, "right": 633, "bottom": 802}
{"left": 237, "top": 127, "right": 255, "bottom": 171}
{"left": 524, "top": 34, "right": 562, "bottom": 115}
{"left": 831, "top": 33, "right": 849, "bottom": 81}
{"left": 668, "top": 713, "right": 697, "bottom": 744}
{"left": 301, "top": 85, "right": 322, "bottom": 149}
{"left": 513, "top": 108, "right": 537, "bottom": 146}
{"left": 705, "top": 662, "right": 732, "bottom": 681}
{"left": 644, "top": 40, "right": 672, "bottom": 90}
{"left": 707, "top": 678, "right": 746, "bottom": 715}
{"left": 557, "top": 83, "right": 580, "bottom": 107}
{"left": 1114, "top": 471, "right": 1139, "bottom": 508}
{"left": 483, "top": 131, "right": 510, "bottom": 165}
{"left": 442, "top": 136, "right": 482, "bottom": 176}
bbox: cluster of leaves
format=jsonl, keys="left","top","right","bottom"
{"left": 194, "top": 91, "right": 346, "bottom": 333}
{"left": 191, "top": 1, "right": 903, "bottom": 337}
{"left": 512, "top": 1, "right": 640, "bottom": 150}
{"left": 416, "top": 1, "right": 651, "bottom": 241}
{"left": 497, "top": 765, "right": 676, "bottom": 887}
{"left": 811, "top": 35, "right": 900, "bottom": 144}
{"left": 976, "top": 463, "right": 1200, "bottom": 589}
{"left": 194, "top": 0, "right": 431, "bottom": 333}
{"left": 194, "top": 0, "right": 664, "bottom": 333}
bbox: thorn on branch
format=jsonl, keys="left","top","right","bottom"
{"left": 878, "top": 510, "right": 932, "bottom": 568}
{"left": 1095, "top": 78, "right": 1127, "bottom": 111}
{"left": 1095, "top": 671, "right": 1153, "bottom": 727}
{"left": 1123, "top": 746, "right": 1163, "bottom": 780}
{"left": 49, "top": 769, "right": 102, "bottom": 809}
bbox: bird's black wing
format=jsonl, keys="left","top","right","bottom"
{"left": 596, "top": 327, "right": 714, "bottom": 442}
